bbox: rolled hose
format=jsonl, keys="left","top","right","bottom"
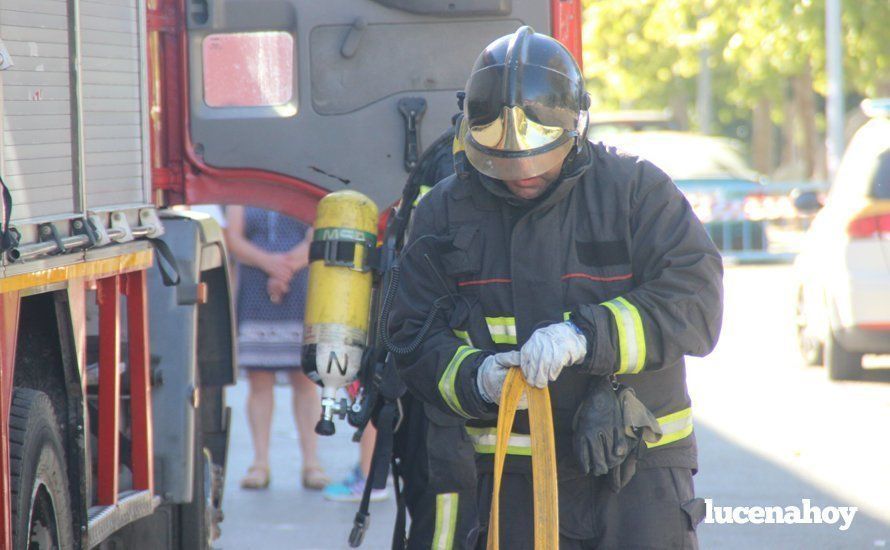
{"left": 487, "top": 369, "right": 559, "bottom": 550}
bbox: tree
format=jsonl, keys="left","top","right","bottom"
{"left": 581, "top": 0, "right": 890, "bottom": 178}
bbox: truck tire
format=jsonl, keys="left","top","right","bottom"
{"left": 825, "top": 329, "right": 863, "bottom": 381}
{"left": 9, "top": 388, "right": 74, "bottom": 550}
{"left": 177, "top": 397, "right": 214, "bottom": 550}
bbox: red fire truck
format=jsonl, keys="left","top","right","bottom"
{"left": 0, "top": 0, "right": 580, "bottom": 547}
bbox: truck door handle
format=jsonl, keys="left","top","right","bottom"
{"left": 398, "top": 98, "right": 426, "bottom": 172}
{"left": 340, "top": 17, "right": 367, "bottom": 59}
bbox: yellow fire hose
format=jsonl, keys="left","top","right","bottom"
{"left": 486, "top": 368, "right": 559, "bottom": 550}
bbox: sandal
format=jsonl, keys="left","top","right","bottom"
{"left": 302, "top": 465, "right": 330, "bottom": 491}
{"left": 240, "top": 464, "right": 270, "bottom": 490}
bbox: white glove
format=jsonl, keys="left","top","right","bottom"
{"left": 520, "top": 322, "right": 587, "bottom": 388}
{"left": 476, "top": 351, "right": 527, "bottom": 410}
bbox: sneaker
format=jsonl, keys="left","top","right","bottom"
{"left": 323, "top": 465, "right": 389, "bottom": 503}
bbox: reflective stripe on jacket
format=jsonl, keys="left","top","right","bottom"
{"left": 389, "top": 141, "right": 724, "bottom": 473}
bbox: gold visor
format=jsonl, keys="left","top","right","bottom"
{"left": 469, "top": 105, "right": 566, "bottom": 152}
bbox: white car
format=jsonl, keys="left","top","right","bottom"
{"left": 794, "top": 99, "right": 890, "bottom": 380}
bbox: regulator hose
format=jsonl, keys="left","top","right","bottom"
{"left": 378, "top": 262, "right": 445, "bottom": 357}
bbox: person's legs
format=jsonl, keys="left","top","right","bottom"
{"left": 323, "top": 413, "right": 389, "bottom": 502}
{"left": 241, "top": 369, "right": 275, "bottom": 488}
{"left": 288, "top": 369, "right": 329, "bottom": 489}
{"left": 288, "top": 369, "right": 321, "bottom": 468}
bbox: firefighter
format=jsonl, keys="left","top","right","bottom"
{"left": 387, "top": 26, "right": 723, "bottom": 549}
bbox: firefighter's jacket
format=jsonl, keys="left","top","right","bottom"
{"left": 388, "top": 141, "right": 724, "bottom": 478}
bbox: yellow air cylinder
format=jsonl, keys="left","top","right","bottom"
{"left": 302, "top": 190, "right": 378, "bottom": 435}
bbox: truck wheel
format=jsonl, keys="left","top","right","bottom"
{"left": 9, "top": 388, "right": 74, "bottom": 550}
{"left": 795, "top": 292, "right": 823, "bottom": 366}
{"left": 825, "top": 329, "right": 863, "bottom": 381}
{"left": 177, "top": 404, "right": 214, "bottom": 549}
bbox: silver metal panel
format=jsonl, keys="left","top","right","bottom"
{"left": 4, "top": 0, "right": 68, "bottom": 16}
{"left": 4, "top": 143, "right": 71, "bottom": 161}
{"left": 9, "top": 185, "right": 71, "bottom": 205}
{"left": 3, "top": 40, "right": 68, "bottom": 58}
{"left": 85, "top": 151, "right": 143, "bottom": 167}
{"left": 1, "top": 70, "right": 70, "bottom": 86}
{"left": 84, "top": 137, "right": 141, "bottom": 152}
{"left": 2, "top": 86, "right": 70, "bottom": 102}
{"left": 4, "top": 157, "right": 72, "bottom": 176}
{"left": 80, "top": 0, "right": 149, "bottom": 209}
{"left": 3, "top": 99, "right": 70, "bottom": 116}
{"left": 83, "top": 124, "right": 141, "bottom": 139}
{"left": 0, "top": 24, "right": 69, "bottom": 44}
{"left": 0, "top": 0, "right": 76, "bottom": 220}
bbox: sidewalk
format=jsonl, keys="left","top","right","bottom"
{"left": 215, "top": 380, "right": 396, "bottom": 550}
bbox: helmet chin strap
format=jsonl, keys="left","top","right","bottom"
{"left": 559, "top": 117, "right": 590, "bottom": 175}
{"left": 560, "top": 93, "right": 591, "bottom": 174}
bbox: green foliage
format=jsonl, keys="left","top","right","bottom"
{"left": 582, "top": 0, "right": 890, "bottom": 126}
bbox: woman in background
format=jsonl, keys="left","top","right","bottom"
{"left": 225, "top": 206, "right": 329, "bottom": 490}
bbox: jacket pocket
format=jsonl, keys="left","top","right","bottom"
{"left": 440, "top": 224, "right": 482, "bottom": 278}
{"left": 575, "top": 239, "right": 629, "bottom": 267}
{"left": 424, "top": 403, "right": 477, "bottom": 492}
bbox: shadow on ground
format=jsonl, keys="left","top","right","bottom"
{"left": 694, "top": 422, "right": 889, "bottom": 549}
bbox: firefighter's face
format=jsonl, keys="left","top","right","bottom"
{"left": 503, "top": 163, "right": 563, "bottom": 200}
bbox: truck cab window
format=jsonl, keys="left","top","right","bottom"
{"left": 202, "top": 31, "right": 295, "bottom": 108}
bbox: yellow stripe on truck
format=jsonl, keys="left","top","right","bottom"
{"left": 0, "top": 248, "right": 153, "bottom": 293}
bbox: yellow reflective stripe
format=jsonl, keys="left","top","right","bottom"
{"left": 647, "top": 407, "right": 693, "bottom": 448}
{"left": 433, "top": 492, "right": 459, "bottom": 550}
{"left": 466, "top": 427, "right": 532, "bottom": 456}
{"left": 563, "top": 311, "right": 572, "bottom": 321}
{"left": 413, "top": 185, "right": 432, "bottom": 207}
{"left": 438, "top": 346, "right": 481, "bottom": 419}
{"left": 485, "top": 316, "right": 517, "bottom": 345}
{"left": 602, "top": 297, "right": 646, "bottom": 374}
{"left": 452, "top": 329, "right": 472, "bottom": 345}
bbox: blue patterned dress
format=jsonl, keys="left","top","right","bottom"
{"left": 236, "top": 207, "right": 309, "bottom": 369}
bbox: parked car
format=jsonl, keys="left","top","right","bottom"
{"left": 793, "top": 99, "right": 890, "bottom": 380}
{"left": 604, "top": 131, "right": 768, "bottom": 255}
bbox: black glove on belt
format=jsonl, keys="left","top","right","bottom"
{"left": 572, "top": 376, "right": 663, "bottom": 492}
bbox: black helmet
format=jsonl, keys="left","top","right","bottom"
{"left": 462, "top": 26, "right": 590, "bottom": 181}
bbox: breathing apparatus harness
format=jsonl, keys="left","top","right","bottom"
{"left": 346, "top": 127, "right": 459, "bottom": 549}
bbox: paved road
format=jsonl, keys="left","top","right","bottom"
{"left": 216, "top": 264, "right": 890, "bottom": 549}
